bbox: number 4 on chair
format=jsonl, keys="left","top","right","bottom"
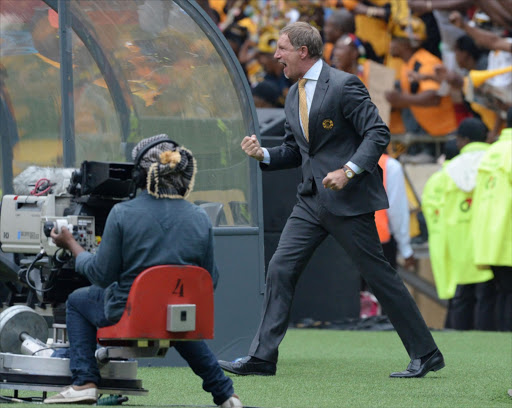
{"left": 172, "top": 279, "right": 184, "bottom": 297}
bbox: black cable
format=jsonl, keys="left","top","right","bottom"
{"left": 25, "top": 265, "right": 55, "bottom": 293}
{"left": 54, "top": 247, "right": 72, "bottom": 264}
{"left": 24, "top": 248, "right": 71, "bottom": 293}
{"left": 24, "top": 250, "right": 46, "bottom": 292}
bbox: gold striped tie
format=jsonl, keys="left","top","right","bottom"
{"left": 298, "top": 78, "right": 309, "bottom": 142}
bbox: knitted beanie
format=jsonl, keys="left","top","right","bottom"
{"left": 131, "top": 134, "right": 196, "bottom": 199}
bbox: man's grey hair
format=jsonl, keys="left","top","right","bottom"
{"left": 280, "top": 22, "right": 323, "bottom": 60}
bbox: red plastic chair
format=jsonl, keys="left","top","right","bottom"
{"left": 97, "top": 265, "right": 214, "bottom": 347}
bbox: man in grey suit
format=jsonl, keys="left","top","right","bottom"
{"left": 219, "top": 22, "right": 444, "bottom": 378}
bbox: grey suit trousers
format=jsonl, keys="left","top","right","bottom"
{"left": 249, "top": 192, "right": 437, "bottom": 363}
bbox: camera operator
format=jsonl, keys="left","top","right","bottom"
{"left": 46, "top": 134, "right": 242, "bottom": 407}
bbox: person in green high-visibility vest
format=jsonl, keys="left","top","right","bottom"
{"left": 471, "top": 107, "right": 512, "bottom": 332}
{"left": 423, "top": 117, "right": 495, "bottom": 330}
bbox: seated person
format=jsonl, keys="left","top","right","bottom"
{"left": 45, "top": 134, "right": 242, "bottom": 407}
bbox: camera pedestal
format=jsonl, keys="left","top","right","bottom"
{"left": 0, "top": 306, "right": 147, "bottom": 403}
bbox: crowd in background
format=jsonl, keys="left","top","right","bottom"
{"left": 197, "top": 0, "right": 512, "bottom": 332}
{"left": 198, "top": 0, "right": 511, "bottom": 164}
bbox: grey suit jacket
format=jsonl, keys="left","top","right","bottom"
{"left": 261, "top": 61, "right": 389, "bottom": 216}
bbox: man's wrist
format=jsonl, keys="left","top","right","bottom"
{"left": 343, "top": 165, "right": 355, "bottom": 179}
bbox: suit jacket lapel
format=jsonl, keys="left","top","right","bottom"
{"left": 288, "top": 84, "right": 308, "bottom": 149}
{"left": 308, "top": 62, "right": 330, "bottom": 143}
{"left": 289, "top": 84, "right": 299, "bottom": 131}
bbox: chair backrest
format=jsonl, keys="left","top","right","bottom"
{"left": 97, "top": 265, "right": 214, "bottom": 345}
{"left": 198, "top": 202, "right": 226, "bottom": 226}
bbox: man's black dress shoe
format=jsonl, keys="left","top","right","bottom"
{"left": 390, "top": 349, "right": 445, "bottom": 378}
{"left": 218, "top": 356, "right": 276, "bottom": 376}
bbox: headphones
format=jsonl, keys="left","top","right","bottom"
{"left": 130, "top": 136, "right": 179, "bottom": 198}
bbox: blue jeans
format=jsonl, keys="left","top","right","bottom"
{"left": 173, "top": 342, "right": 234, "bottom": 405}
{"left": 66, "top": 285, "right": 233, "bottom": 405}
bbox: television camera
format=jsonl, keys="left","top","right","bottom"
{"left": 0, "top": 161, "right": 134, "bottom": 306}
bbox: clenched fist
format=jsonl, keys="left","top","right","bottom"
{"left": 241, "top": 134, "right": 264, "bottom": 161}
{"left": 322, "top": 168, "right": 350, "bottom": 191}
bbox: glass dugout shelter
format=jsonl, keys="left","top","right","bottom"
{"left": 0, "top": 0, "right": 265, "bottom": 364}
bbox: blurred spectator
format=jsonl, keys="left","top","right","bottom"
{"left": 332, "top": 33, "right": 369, "bottom": 83}
{"left": 449, "top": 34, "right": 488, "bottom": 127}
{"left": 248, "top": 28, "right": 292, "bottom": 108}
{"left": 323, "top": 9, "right": 377, "bottom": 65}
{"left": 454, "top": 34, "right": 487, "bottom": 72}
{"left": 295, "top": 0, "right": 325, "bottom": 32}
{"left": 450, "top": 10, "right": 512, "bottom": 106}
{"left": 219, "top": 0, "right": 257, "bottom": 35}
{"left": 406, "top": 34, "right": 492, "bottom": 143}
{"left": 223, "top": 23, "right": 249, "bottom": 60}
{"left": 223, "top": 23, "right": 262, "bottom": 85}
{"left": 425, "top": 9, "right": 512, "bottom": 140}
{"left": 422, "top": 117, "right": 495, "bottom": 330}
{"left": 252, "top": 81, "right": 282, "bottom": 108}
{"left": 337, "top": 1, "right": 410, "bottom": 136}
{"left": 408, "top": 0, "right": 470, "bottom": 70}
{"left": 471, "top": 107, "right": 512, "bottom": 331}
{"left": 444, "top": 35, "right": 501, "bottom": 137}
{"left": 323, "top": 9, "right": 357, "bottom": 65}
{"left": 410, "top": 7, "right": 442, "bottom": 60}
{"left": 344, "top": 0, "right": 391, "bottom": 63}
{"left": 406, "top": 31, "right": 507, "bottom": 143}
{"left": 342, "top": 0, "right": 410, "bottom": 64}
{"left": 450, "top": 8, "right": 511, "bottom": 56}
{"left": 385, "top": 15, "right": 457, "bottom": 162}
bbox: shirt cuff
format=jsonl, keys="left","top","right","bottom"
{"left": 346, "top": 161, "right": 363, "bottom": 174}
{"left": 262, "top": 148, "right": 270, "bottom": 164}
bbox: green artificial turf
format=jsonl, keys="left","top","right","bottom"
{"left": 1, "top": 330, "right": 511, "bottom": 407}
